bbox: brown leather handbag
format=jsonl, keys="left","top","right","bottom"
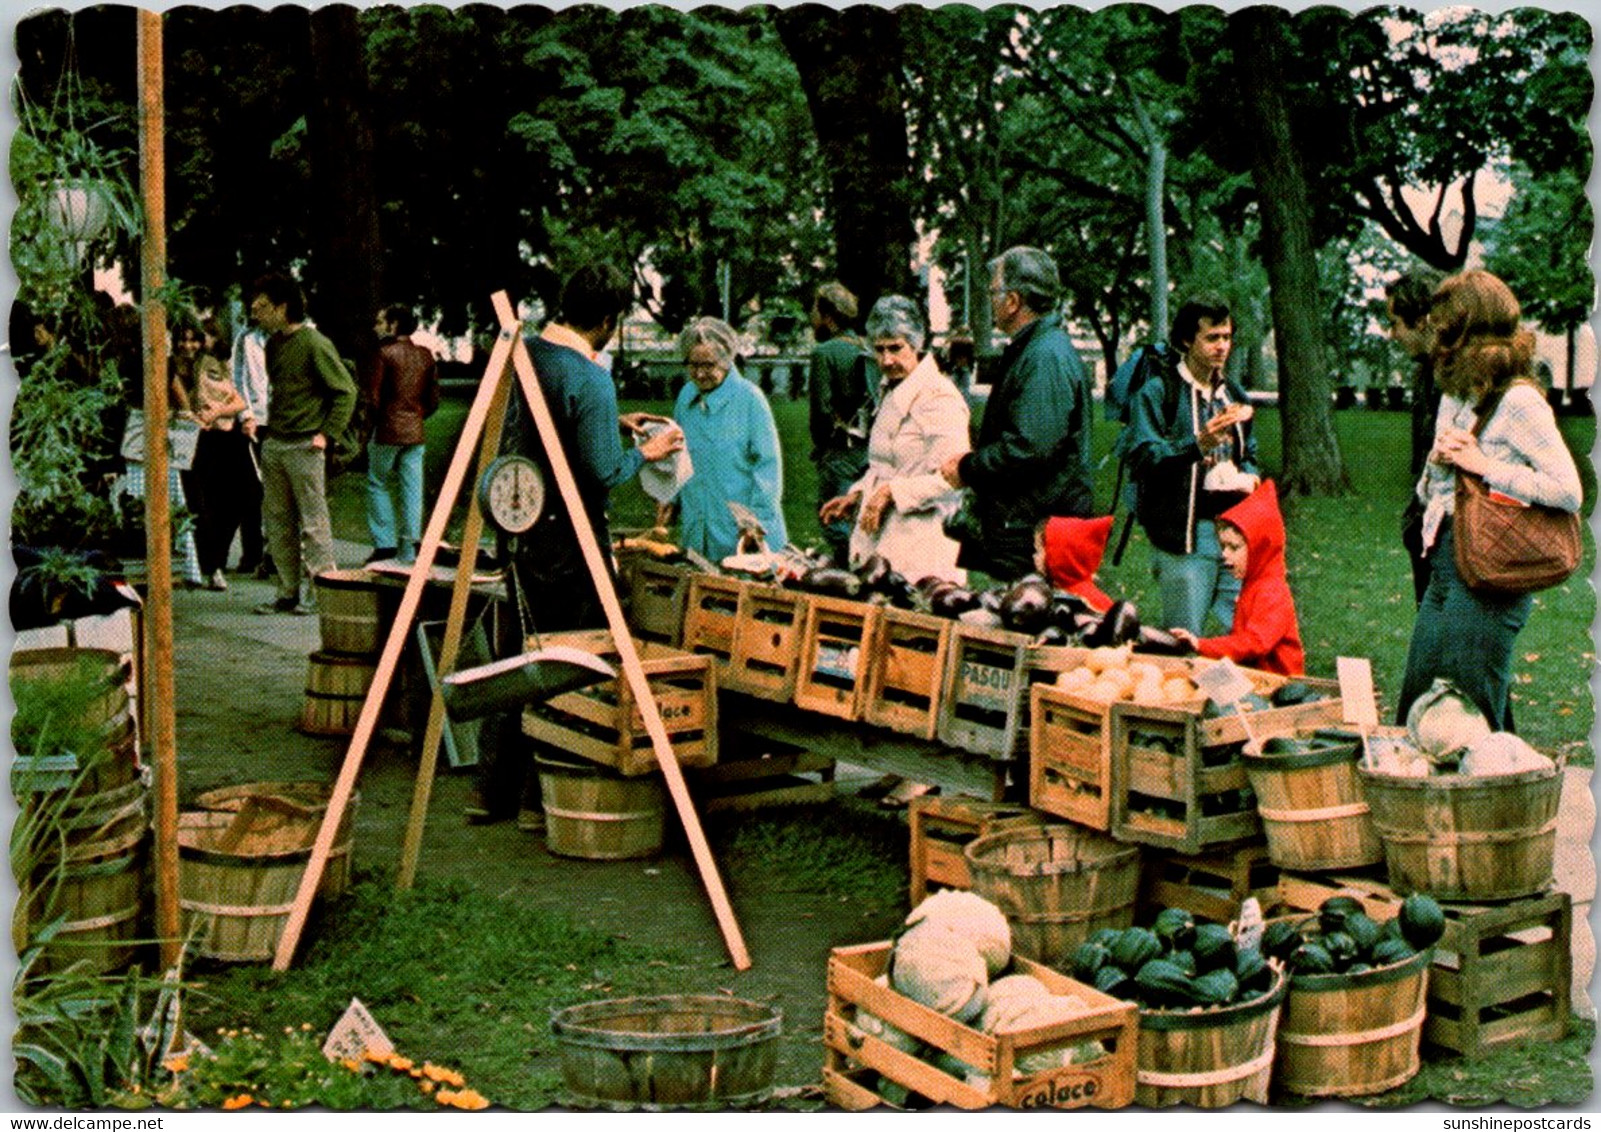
{"left": 1452, "top": 388, "right": 1581, "bottom": 596}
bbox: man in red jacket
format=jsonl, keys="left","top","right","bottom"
{"left": 364, "top": 304, "right": 441, "bottom": 564}
{"left": 1170, "top": 479, "right": 1304, "bottom": 676}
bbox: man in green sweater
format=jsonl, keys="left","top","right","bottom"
{"left": 247, "top": 273, "right": 359, "bottom": 615}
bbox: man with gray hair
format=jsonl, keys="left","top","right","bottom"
{"left": 807, "top": 281, "right": 876, "bottom": 563}
{"left": 940, "top": 246, "right": 1094, "bottom": 579}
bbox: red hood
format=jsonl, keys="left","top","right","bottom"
{"left": 1042, "top": 515, "right": 1114, "bottom": 612}
{"left": 1219, "top": 480, "right": 1286, "bottom": 584}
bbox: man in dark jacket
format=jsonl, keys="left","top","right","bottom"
{"left": 364, "top": 304, "right": 441, "bottom": 564}
{"left": 1387, "top": 268, "right": 1443, "bottom": 604}
{"left": 1124, "top": 295, "right": 1259, "bottom": 634}
{"left": 940, "top": 246, "right": 1093, "bottom": 580}
{"left": 470, "top": 263, "right": 682, "bottom": 828}
{"left": 807, "top": 281, "right": 876, "bottom": 564}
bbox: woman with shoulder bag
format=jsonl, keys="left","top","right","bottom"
{"left": 1395, "top": 270, "right": 1582, "bottom": 731}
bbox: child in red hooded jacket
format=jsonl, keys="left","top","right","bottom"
{"left": 1170, "top": 480, "right": 1304, "bottom": 676}
{"left": 1034, "top": 514, "right": 1116, "bottom": 613}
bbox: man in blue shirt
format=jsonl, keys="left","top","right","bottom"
{"left": 470, "top": 264, "right": 681, "bottom": 826}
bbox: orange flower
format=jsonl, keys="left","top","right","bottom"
{"left": 363, "top": 1046, "right": 390, "bottom": 1063}
{"left": 340, "top": 1058, "right": 361, "bottom": 1073}
{"left": 161, "top": 1055, "right": 190, "bottom": 1074}
{"left": 421, "top": 1063, "right": 466, "bottom": 1086}
{"left": 386, "top": 1054, "right": 414, "bottom": 1072}
{"left": 419, "top": 1081, "right": 436, "bottom": 1095}
{"left": 439, "top": 1088, "right": 490, "bottom": 1111}
{"left": 222, "top": 1094, "right": 253, "bottom": 1111}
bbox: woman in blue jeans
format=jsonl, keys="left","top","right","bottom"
{"left": 1395, "top": 270, "right": 1581, "bottom": 731}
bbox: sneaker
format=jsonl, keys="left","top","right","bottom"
{"left": 253, "top": 596, "right": 300, "bottom": 615}
{"left": 253, "top": 559, "right": 274, "bottom": 580}
{"left": 206, "top": 569, "right": 228, "bottom": 592}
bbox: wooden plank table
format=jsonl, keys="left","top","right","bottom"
{"left": 718, "top": 690, "right": 1009, "bottom": 801}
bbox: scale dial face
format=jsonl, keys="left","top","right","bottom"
{"left": 479, "top": 455, "right": 546, "bottom": 535}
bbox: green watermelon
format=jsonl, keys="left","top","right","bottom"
{"left": 1399, "top": 894, "right": 1446, "bottom": 950}
{"left": 1134, "top": 959, "right": 1196, "bottom": 1008}
{"left": 1072, "top": 941, "right": 1110, "bottom": 982}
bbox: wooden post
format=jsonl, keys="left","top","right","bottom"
{"left": 272, "top": 326, "right": 518, "bottom": 970}
{"left": 136, "top": 8, "right": 180, "bottom": 970}
{"left": 496, "top": 293, "right": 750, "bottom": 970}
{"left": 395, "top": 364, "right": 512, "bottom": 889}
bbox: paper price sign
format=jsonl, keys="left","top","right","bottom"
{"left": 1336, "top": 656, "right": 1379, "bottom": 728}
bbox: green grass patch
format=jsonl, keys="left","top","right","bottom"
{"left": 710, "top": 801, "right": 907, "bottom": 911}
{"left": 182, "top": 875, "right": 696, "bottom": 1109}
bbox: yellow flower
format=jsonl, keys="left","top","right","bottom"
{"left": 420, "top": 1081, "right": 436, "bottom": 1095}
{"left": 451, "top": 1089, "right": 490, "bottom": 1111}
{"left": 421, "top": 1063, "right": 466, "bottom": 1087}
{"left": 340, "top": 1058, "right": 361, "bottom": 1073}
{"left": 222, "top": 1094, "right": 253, "bottom": 1111}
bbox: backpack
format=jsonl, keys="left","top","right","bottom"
{"left": 1106, "top": 342, "right": 1182, "bottom": 564}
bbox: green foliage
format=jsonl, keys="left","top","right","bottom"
{"left": 712, "top": 803, "right": 906, "bottom": 910}
{"left": 1482, "top": 163, "right": 1595, "bottom": 337}
{"left": 12, "top": 959, "right": 170, "bottom": 1108}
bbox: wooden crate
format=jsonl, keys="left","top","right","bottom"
{"left": 521, "top": 630, "right": 718, "bottom": 777}
{"left": 1139, "top": 844, "right": 1278, "bottom": 926}
{"left": 793, "top": 596, "right": 882, "bottom": 720}
{"left": 862, "top": 608, "right": 953, "bottom": 740}
{"left": 619, "top": 556, "right": 694, "bottom": 645}
{"left": 690, "top": 747, "right": 835, "bottom": 814}
{"left": 1029, "top": 684, "right": 1112, "bottom": 831}
{"left": 908, "top": 795, "right": 1045, "bottom": 905}
{"left": 679, "top": 575, "right": 746, "bottom": 676}
{"left": 1107, "top": 693, "right": 1343, "bottom": 854}
{"left": 823, "top": 941, "right": 1136, "bottom": 1110}
{"left": 934, "top": 623, "right": 1033, "bottom": 759}
{"left": 1274, "top": 872, "right": 1573, "bottom": 1060}
{"left": 723, "top": 584, "right": 808, "bottom": 702}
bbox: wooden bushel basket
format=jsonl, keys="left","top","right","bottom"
{"left": 11, "top": 647, "right": 139, "bottom": 799}
{"left": 177, "top": 793, "right": 358, "bottom": 962}
{"left": 15, "top": 807, "right": 146, "bottom": 976}
{"left": 1136, "top": 967, "right": 1288, "bottom": 1108}
{"left": 537, "top": 755, "right": 665, "bottom": 860}
{"left": 191, "top": 782, "right": 357, "bottom": 898}
{"left": 300, "top": 652, "right": 378, "bottom": 736}
{"left": 313, "top": 568, "right": 383, "bottom": 656}
{"left": 1357, "top": 761, "right": 1563, "bottom": 901}
{"left": 1242, "top": 740, "right": 1382, "bottom": 871}
{"left": 1275, "top": 923, "right": 1430, "bottom": 1097}
{"left": 964, "top": 824, "right": 1141, "bottom": 966}
{"left": 551, "top": 994, "right": 782, "bottom": 1111}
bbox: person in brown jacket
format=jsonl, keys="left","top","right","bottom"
{"left": 364, "top": 304, "right": 441, "bottom": 564}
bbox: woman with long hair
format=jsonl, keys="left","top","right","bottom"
{"left": 1394, "top": 270, "right": 1582, "bottom": 730}
{"left": 173, "top": 316, "right": 248, "bottom": 590}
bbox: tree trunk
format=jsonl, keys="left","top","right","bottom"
{"left": 775, "top": 5, "right": 916, "bottom": 315}
{"left": 1231, "top": 9, "right": 1349, "bottom": 496}
{"left": 1127, "top": 85, "right": 1169, "bottom": 341}
{"left": 305, "top": 6, "right": 382, "bottom": 363}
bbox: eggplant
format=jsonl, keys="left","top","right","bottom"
{"left": 856, "top": 553, "right": 893, "bottom": 593}
{"left": 1049, "top": 590, "right": 1092, "bottom": 631}
{"left": 1138, "top": 625, "right": 1192, "bottom": 656}
{"left": 1082, "top": 600, "right": 1140, "bottom": 648}
{"left": 800, "top": 566, "right": 863, "bottom": 598}
{"left": 930, "top": 585, "right": 980, "bottom": 619}
{"left": 1036, "top": 624, "right": 1070, "bottom": 647}
{"left": 999, "top": 578, "right": 1052, "bottom": 636}
{"left": 915, "top": 575, "right": 950, "bottom": 596}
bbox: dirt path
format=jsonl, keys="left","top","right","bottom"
{"left": 166, "top": 567, "right": 903, "bottom": 1088}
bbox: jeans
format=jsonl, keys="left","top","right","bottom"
{"left": 1396, "top": 525, "right": 1532, "bottom": 731}
{"left": 365, "top": 441, "right": 425, "bottom": 561}
{"left": 261, "top": 436, "right": 337, "bottom": 602}
{"left": 817, "top": 446, "right": 867, "bottom": 565}
{"left": 1150, "top": 519, "right": 1241, "bottom": 634}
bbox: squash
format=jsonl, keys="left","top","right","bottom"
{"left": 1370, "top": 937, "right": 1417, "bottom": 967}
{"left": 1399, "top": 893, "right": 1446, "bottom": 950}
{"left": 1093, "top": 964, "right": 1134, "bottom": 999}
{"left": 1289, "top": 941, "right": 1335, "bottom": 975}
{"left": 1057, "top": 666, "right": 1095, "bottom": 691}
{"left": 1190, "top": 968, "right": 1240, "bottom": 1006}
{"left": 1071, "top": 941, "right": 1111, "bottom": 982}
{"left": 1191, "top": 923, "right": 1238, "bottom": 973}
{"left": 1134, "top": 958, "right": 1196, "bottom": 1008}
{"left": 1261, "top": 920, "right": 1303, "bottom": 963}
{"left": 1317, "top": 895, "right": 1364, "bottom": 936}
{"left": 1152, "top": 907, "right": 1197, "bottom": 951}
{"left": 1343, "top": 912, "right": 1382, "bottom": 957}
{"left": 1109, "top": 926, "right": 1163, "bottom": 972}
{"left": 1234, "top": 947, "right": 1270, "bottom": 993}
{"left": 1322, "top": 931, "right": 1359, "bottom": 968}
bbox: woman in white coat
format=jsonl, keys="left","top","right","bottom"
{"left": 819, "top": 295, "right": 972, "bottom": 583}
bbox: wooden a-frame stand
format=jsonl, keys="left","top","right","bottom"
{"left": 272, "top": 291, "right": 751, "bottom": 971}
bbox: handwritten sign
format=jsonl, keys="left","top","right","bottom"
{"left": 321, "top": 998, "right": 394, "bottom": 1063}
{"left": 1336, "top": 657, "right": 1379, "bottom": 728}
{"left": 1193, "top": 657, "right": 1253, "bottom": 707}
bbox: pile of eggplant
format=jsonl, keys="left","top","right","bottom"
{"left": 782, "top": 553, "right": 1189, "bottom": 654}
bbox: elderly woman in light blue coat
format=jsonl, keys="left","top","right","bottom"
{"left": 820, "top": 296, "right": 971, "bottom": 583}
{"left": 670, "top": 317, "right": 788, "bottom": 562}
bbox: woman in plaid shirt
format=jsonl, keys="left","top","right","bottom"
{"left": 1395, "top": 270, "right": 1582, "bottom": 731}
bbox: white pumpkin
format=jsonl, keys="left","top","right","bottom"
{"left": 1460, "top": 732, "right": 1555, "bottom": 778}
{"left": 1056, "top": 666, "right": 1095, "bottom": 691}
{"left": 1407, "top": 679, "right": 1493, "bottom": 760}
{"left": 906, "top": 890, "right": 1013, "bottom": 976}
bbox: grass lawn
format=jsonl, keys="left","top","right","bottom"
{"left": 331, "top": 396, "right": 1593, "bottom": 761}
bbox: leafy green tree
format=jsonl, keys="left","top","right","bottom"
{"left": 1482, "top": 164, "right": 1594, "bottom": 391}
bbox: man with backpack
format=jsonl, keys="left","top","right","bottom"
{"left": 807, "top": 281, "right": 877, "bottom": 565}
{"left": 1122, "top": 295, "right": 1259, "bottom": 634}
